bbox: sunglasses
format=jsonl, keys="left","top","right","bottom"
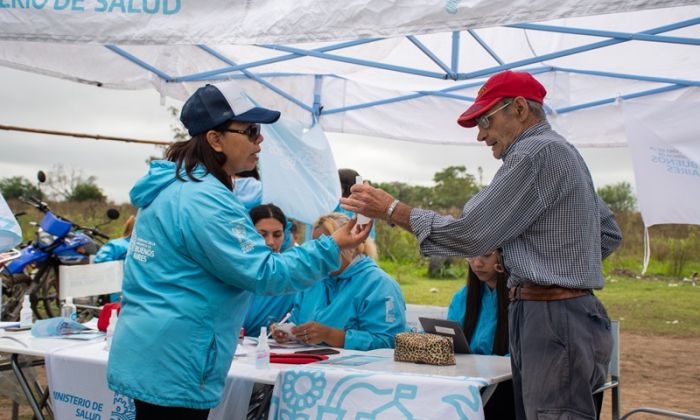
{"left": 475, "top": 101, "right": 512, "bottom": 130}
{"left": 224, "top": 124, "right": 261, "bottom": 142}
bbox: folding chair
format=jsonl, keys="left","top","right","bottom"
{"left": 594, "top": 319, "right": 620, "bottom": 420}
{"left": 58, "top": 260, "right": 124, "bottom": 314}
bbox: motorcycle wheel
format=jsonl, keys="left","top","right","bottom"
{"left": 33, "top": 264, "right": 60, "bottom": 319}
{"left": 1, "top": 273, "right": 32, "bottom": 322}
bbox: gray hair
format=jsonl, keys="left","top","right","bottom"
{"left": 526, "top": 99, "right": 546, "bottom": 121}
{"left": 503, "top": 97, "right": 546, "bottom": 122}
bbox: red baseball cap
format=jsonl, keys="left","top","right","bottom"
{"left": 457, "top": 71, "right": 547, "bottom": 128}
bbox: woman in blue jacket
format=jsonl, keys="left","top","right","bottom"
{"left": 242, "top": 203, "right": 295, "bottom": 336}
{"left": 273, "top": 212, "right": 407, "bottom": 350}
{"left": 94, "top": 215, "right": 135, "bottom": 264}
{"left": 106, "top": 83, "right": 370, "bottom": 420}
{"left": 447, "top": 249, "right": 514, "bottom": 419}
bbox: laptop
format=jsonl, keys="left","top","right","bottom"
{"left": 418, "top": 317, "right": 471, "bottom": 354}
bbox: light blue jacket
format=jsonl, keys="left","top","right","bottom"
{"left": 243, "top": 293, "right": 295, "bottom": 337}
{"left": 290, "top": 256, "right": 407, "bottom": 350}
{"left": 447, "top": 284, "right": 499, "bottom": 355}
{"left": 106, "top": 161, "right": 340, "bottom": 409}
{"left": 94, "top": 237, "right": 130, "bottom": 263}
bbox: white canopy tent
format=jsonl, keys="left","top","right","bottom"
{"left": 1, "top": 0, "right": 699, "bottom": 147}
{"left": 1, "top": 0, "right": 699, "bottom": 235}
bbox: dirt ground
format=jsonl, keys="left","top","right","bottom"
{"left": 2, "top": 331, "right": 699, "bottom": 419}
{"left": 600, "top": 332, "right": 700, "bottom": 420}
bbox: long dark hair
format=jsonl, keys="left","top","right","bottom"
{"left": 249, "top": 203, "right": 286, "bottom": 227}
{"left": 463, "top": 254, "right": 509, "bottom": 356}
{"left": 165, "top": 121, "right": 232, "bottom": 190}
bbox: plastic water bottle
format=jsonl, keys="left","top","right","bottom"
{"left": 61, "top": 297, "right": 77, "bottom": 321}
{"left": 255, "top": 326, "right": 270, "bottom": 369}
{"left": 104, "top": 309, "right": 118, "bottom": 351}
{"left": 19, "top": 294, "right": 33, "bottom": 328}
{"left": 354, "top": 176, "right": 371, "bottom": 225}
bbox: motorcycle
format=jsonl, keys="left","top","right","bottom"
{"left": 1, "top": 172, "right": 120, "bottom": 321}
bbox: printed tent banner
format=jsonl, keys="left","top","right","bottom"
{"left": 622, "top": 98, "right": 700, "bottom": 271}
{"left": 0, "top": 0, "right": 689, "bottom": 45}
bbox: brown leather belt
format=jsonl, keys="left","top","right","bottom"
{"left": 509, "top": 282, "right": 590, "bottom": 301}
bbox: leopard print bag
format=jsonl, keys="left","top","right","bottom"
{"left": 394, "top": 332, "right": 456, "bottom": 366}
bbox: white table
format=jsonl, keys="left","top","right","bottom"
{"left": 0, "top": 330, "right": 101, "bottom": 420}
{"left": 2, "top": 334, "right": 512, "bottom": 419}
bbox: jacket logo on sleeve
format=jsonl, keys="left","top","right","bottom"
{"left": 231, "top": 220, "right": 254, "bottom": 254}
{"left": 385, "top": 296, "right": 396, "bottom": 323}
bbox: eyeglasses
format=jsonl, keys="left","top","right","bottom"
{"left": 224, "top": 124, "right": 261, "bottom": 142}
{"left": 467, "top": 250, "right": 497, "bottom": 263}
{"left": 475, "top": 101, "right": 512, "bottom": 129}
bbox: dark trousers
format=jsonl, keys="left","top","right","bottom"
{"left": 509, "top": 294, "right": 612, "bottom": 419}
{"left": 484, "top": 379, "right": 516, "bottom": 419}
{"left": 134, "top": 399, "right": 210, "bottom": 420}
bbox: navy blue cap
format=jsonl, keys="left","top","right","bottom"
{"left": 180, "top": 84, "right": 281, "bottom": 136}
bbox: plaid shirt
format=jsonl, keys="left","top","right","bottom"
{"left": 410, "top": 121, "right": 622, "bottom": 289}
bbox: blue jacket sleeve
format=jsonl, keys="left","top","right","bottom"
{"left": 181, "top": 187, "right": 341, "bottom": 295}
{"left": 94, "top": 238, "right": 130, "bottom": 263}
{"left": 344, "top": 279, "right": 407, "bottom": 350}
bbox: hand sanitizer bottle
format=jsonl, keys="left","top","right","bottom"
{"left": 19, "top": 294, "right": 33, "bottom": 328}
{"left": 61, "top": 297, "right": 77, "bottom": 321}
{"left": 255, "top": 326, "right": 270, "bottom": 369}
{"left": 104, "top": 309, "right": 118, "bottom": 351}
{"left": 354, "top": 176, "right": 371, "bottom": 225}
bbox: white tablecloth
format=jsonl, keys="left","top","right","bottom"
{"left": 270, "top": 364, "right": 487, "bottom": 419}
{"left": 45, "top": 341, "right": 254, "bottom": 420}
{"left": 43, "top": 340, "right": 509, "bottom": 420}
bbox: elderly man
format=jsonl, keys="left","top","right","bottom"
{"left": 341, "top": 70, "right": 623, "bottom": 419}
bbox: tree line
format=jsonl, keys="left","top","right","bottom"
{"left": 1, "top": 164, "right": 637, "bottom": 212}
{"left": 0, "top": 165, "right": 106, "bottom": 202}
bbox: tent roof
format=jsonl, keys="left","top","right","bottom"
{"left": 1, "top": 1, "right": 699, "bottom": 147}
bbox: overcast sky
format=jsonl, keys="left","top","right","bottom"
{"left": 0, "top": 66, "right": 636, "bottom": 204}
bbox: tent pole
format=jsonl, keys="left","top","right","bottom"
{"left": 509, "top": 21, "right": 700, "bottom": 46}
{"left": 468, "top": 30, "right": 505, "bottom": 65}
{"left": 451, "top": 31, "right": 460, "bottom": 75}
{"left": 197, "top": 45, "right": 313, "bottom": 113}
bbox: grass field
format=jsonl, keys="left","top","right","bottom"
{"left": 380, "top": 259, "right": 700, "bottom": 338}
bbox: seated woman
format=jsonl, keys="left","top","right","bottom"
{"left": 94, "top": 215, "right": 135, "bottom": 263}
{"left": 447, "top": 249, "right": 514, "bottom": 419}
{"left": 242, "top": 203, "right": 296, "bottom": 336}
{"left": 274, "top": 212, "right": 407, "bottom": 350}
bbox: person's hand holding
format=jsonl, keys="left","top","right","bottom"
{"left": 340, "top": 183, "right": 395, "bottom": 220}
{"left": 292, "top": 321, "right": 345, "bottom": 348}
{"left": 271, "top": 324, "right": 290, "bottom": 344}
{"left": 330, "top": 217, "right": 372, "bottom": 250}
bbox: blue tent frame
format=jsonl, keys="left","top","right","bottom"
{"left": 105, "top": 16, "right": 700, "bottom": 121}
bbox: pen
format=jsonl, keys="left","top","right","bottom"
{"left": 278, "top": 311, "right": 292, "bottom": 325}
